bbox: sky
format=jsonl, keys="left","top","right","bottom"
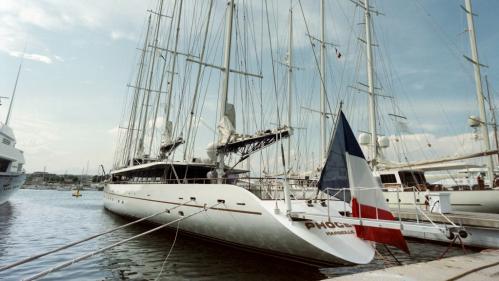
{"left": 0, "top": 0, "right": 498, "bottom": 174}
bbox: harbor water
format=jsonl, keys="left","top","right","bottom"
{"left": 0, "top": 189, "right": 473, "bottom": 281}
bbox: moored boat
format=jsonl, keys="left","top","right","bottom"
{"left": 0, "top": 61, "right": 26, "bottom": 205}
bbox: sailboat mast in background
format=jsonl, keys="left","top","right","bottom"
{"left": 6, "top": 61, "right": 23, "bottom": 125}
{"left": 363, "top": 0, "right": 378, "bottom": 169}
{"left": 319, "top": 0, "right": 327, "bottom": 164}
{"left": 464, "top": 0, "right": 495, "bottom": 186}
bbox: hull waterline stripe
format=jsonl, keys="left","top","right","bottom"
{"left": 105, "top": 191, "right": 262, "bottom": 215}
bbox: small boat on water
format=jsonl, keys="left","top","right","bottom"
{"left": 0, "top": 60, "right": 26, "bottom": 205}
{"left": 72, "top": 189, "right": 82, "bottom": 197}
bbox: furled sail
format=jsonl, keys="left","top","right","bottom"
{"left": 318, "top": 111, "right": 409, "bottom": 253}
{"left": 159, "top": 120, "right": 184, "bottom": 157}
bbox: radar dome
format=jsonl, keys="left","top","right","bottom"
{"left": 359, "top": 133, "right": 370, "bottom": 146}
{"left": 378, "top": 136, "right": 390, "bottom": 148}
{"left": 468, "top": 116, "right": 480, "bottom": 128}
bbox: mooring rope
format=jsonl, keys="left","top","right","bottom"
{"left": 154, "top": 220, "right": 181, "bottom": 281}
{"left": 445, "top": 258, "right": 499, "bottom": 281}
{"left": 0, "top": 199, "right": 193, "bottom": 273}
{"left": 22, "top": 202, "right": 220, "bottom": 281}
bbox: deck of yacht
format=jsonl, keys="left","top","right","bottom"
{"left": 391, "top": 208, "right": 499, "bottom": 248}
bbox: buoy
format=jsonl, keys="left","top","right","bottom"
{"left": 72, "top": 189, "right": 82, "bottom": 197}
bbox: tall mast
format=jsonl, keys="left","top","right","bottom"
{"left": 164, "top": 0, "right": 184, "bottom": 137}
{"left": 6, "top": 62, "right": 23, "bottom": 126}
{"left": 137, "top": 0, "right": 165, "bottom": 158}
{"left": 184, "top": 0, "right": 214, "bottom": 161}
{"left": 148, "top": 0, "right": 178, "bottom": 156}
{"left": 320, "top": 0, "right": 327, "bottom": 164}
{"left": 364, "top": 0, "right": 378, "bottom": 168}
{"left": 287, "top": 0, "right": 293, "bottom": 168}
{"left": 464, "top": 0, "right": 494, "bottom": 186}
{"left": 126, "top": 15, "right": 152, "bottom": 166}
{"left": 485, "top": 75, "right": 499, "bottom": 165}
{"left": 216, "top": 0, "right": 235, "bottom": 183}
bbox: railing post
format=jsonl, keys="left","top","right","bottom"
{"left": 412, "top": 186, "right": 420, "bottom": 223}
{"left": 358, "top": 190, "right": 362, "bottom": 225}
{"left": 343, "top": 188, "right": 346, "bottom": 215}
{"left": 375, "top": 187, "right": 379, "bottom": 220}
{"left": 327, "top": 188, "right": 330, "bottom": 222}
{"left": 396, "top": 186, "right": 402, "bottom": 225}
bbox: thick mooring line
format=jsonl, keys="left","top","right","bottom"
{"left": 0, "top": 200, "right": 193, "bottom": 273}
{"left": 22, "top": 203, "right": 219, "bottom": 281}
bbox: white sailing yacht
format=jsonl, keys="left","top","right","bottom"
{"left": 104, "top": 0, "right": 409, "bottom": 265}
{"left": 351, "top": 0, "right": 499, "bottom": 213}
{"left": 0, "top": 62, "right": 27, "bottom": 205}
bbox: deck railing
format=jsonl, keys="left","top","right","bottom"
{"left": 111, "top": 176, "right": 319, "bottom": 200}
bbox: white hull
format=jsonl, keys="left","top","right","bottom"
{"left": 383, "top": 190, "right": 499, "bottom": 213}
{"left": 104, "top": 183, "right": 375, "bottom": 265}
{"left": 0, "top": 174, "right": 25, "bottom": 205}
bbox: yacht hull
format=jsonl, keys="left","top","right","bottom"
{"left": 104, "top": 183, "right": 375, "bottom": 265}
{"left": 0, "top": 173, "right": 26, "bottom": 205}
{"left": 383, "top": 190, "right": 499, "bottom": 213}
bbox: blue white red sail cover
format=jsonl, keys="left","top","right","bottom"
{"left": 318, "top": 111, "right": 409, "bottom": 253}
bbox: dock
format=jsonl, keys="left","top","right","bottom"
{"left": 325, "top": 249, "right": 499, "bottom": 281}
{"left": 392, "top": 208, "right": 499, "bottom": 248}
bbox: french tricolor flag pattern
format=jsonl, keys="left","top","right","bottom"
{"left": 318, "top": 111, "right": 409, "bottom": 254}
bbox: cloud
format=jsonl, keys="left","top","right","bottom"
{"left": 379, "top": 131, "right": 489, "bottom": 165}
{"left": 0, "top": 0, "right": 146, "bottom": 61}
{"left": 9, "top": 51, "right": 53, "bottom": 64}
{"left": 110, "top": 31, "right": 136, "bottom": 41}
{"left": 107, "top": 126, "right": 120, "bottom": 136}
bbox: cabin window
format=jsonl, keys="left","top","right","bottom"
{"left": 398, "top": 171, "right": 426, "bottom": 187}
{"left": 2, "top": 138, "right": 10, "bottom": 145}
{"left": 0, "top": 158, "right": 11, "bottom": 172}
{"left": 380, "top": 174, "right": 397, "bottom": 184}
{"left": 17, "top": 163, "right": 23, "bottom": 172}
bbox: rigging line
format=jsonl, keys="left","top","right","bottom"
{"left": 0, "top": 199, "right": 193, "bottom": 273}
{"left": 187, "top": 5, "right": 223, "bottom": 159}
{"left": 297, "top": 0, "right": 336, "bottom": 128}
{"left": 264, "top": 0, "right": 288, "bottom": 175}
{"left": 263, "top": 0, "right": 282, "bottom": 126}
{"left": 173, "top": 1, "right": 203, "bottom": 141}
{"left": 189, "top": 67, "right": 214, "bottom": 159}
{"left": 413, "top": 0, "right": 474, "bottom": 84}
{"left": 138, "top": 0, "right": 167, "bottom": 158}
{"left": 131, "top": 15, "right": 154, "bottom": 164}
{"left": 154, "top": 220, "right": 181, "bottom": 281}
{"left": 328, "top": 9, "right": 353, "bottom": 107}
{"left": 123, "top": 14, "right": 153, "bottom": 166}
{"left": 148, "top": 0, "right": 178, "bottom": 156}
{"left": 118, "top": 1, "right": 154, "bottom": 165}
{"left": 22, "top": 203, "right": 221, "bottom": 281}
{"left": 184, "top": 0, "right": 214, "bottom": 160}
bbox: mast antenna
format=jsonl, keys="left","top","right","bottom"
{"left": 6, "top": 54, "right": 25, "bottom": 125}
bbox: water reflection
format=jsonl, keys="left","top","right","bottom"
{"left": 0, "top": 190, "right": 473, "bottom": 281}
{"left": 100, "top": 211, "right": 325, "bottom": 281}
{"left": 0, "top": 202, "right": 15, "bottom": 258}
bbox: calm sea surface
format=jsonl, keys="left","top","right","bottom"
{"left": 0, "top": 189, "right": 472, "bottom": 281}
